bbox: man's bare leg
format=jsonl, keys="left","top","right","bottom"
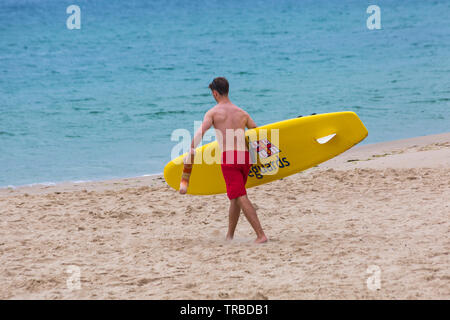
{"left": 226, "top": 198, "right": 240, "bottom": 241}
{"left": 236, "top": 195, "right": 268, "bottom": 243}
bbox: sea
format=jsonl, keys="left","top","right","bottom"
{"left": 1, "top": 0, "right": 449, "bottom": 187}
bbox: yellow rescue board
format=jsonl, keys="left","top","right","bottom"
{"left": 164, "top": 111, "right": 368, "bottom": 195}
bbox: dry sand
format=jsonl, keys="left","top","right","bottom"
{"left": 0, "top": 133, "right": 449, "bottom": 299}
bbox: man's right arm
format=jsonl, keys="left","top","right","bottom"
{"left": 246, "top": 112, "right": 257, "bottom": 129}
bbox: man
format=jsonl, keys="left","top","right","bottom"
{"left": 180, "top": 77, "right": 268, "bottom": 244}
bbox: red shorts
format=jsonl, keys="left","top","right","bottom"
{"left": 221, "top": 151, "right": 252, "bottom": 200}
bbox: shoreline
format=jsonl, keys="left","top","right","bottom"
{"left": 1, "top": 132, "right": 449, "bottom": 196}
{"left": 0, "top": 172, "right": 164, "bottom": 193}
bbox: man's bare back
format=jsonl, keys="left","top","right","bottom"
{"left": 203, "top": 102, "right": 257, "bottom": 152}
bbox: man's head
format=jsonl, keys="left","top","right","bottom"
{"left": 209, "top": 77, "right": 229, "bottom": 102}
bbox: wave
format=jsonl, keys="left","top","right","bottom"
{"left": 135, "top": 110, "right": 187, "bottom": 118}
{"left": 0, "top": 174, "right": 163, "bottom": 190}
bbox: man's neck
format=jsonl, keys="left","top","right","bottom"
{"left": 216, "top": 96, "right": 231, "bottom": 104}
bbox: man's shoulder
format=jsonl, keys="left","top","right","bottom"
{"left": 233, "top": 104, "right": 249, "bottom": 116}
{"left": 206, "top": 104, "right": 219, "bottom": 115}
{"left": 209, "top": 103, "right": 247, "bottom": 116}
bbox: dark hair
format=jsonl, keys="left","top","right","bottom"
{"left": 209, "top": 77, "right": 229, "bottom": 96}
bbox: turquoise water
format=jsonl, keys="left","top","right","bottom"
{"left": 1, "top": 0, "right": 449, "bottom": 187}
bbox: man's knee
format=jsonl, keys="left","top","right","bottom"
{"left": 236, "top": 194, "right": 249, "bottom": 205}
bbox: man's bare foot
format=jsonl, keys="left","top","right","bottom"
{"left": 226, "top": 235, "right": 233, "bottom": 241}
{"left": 179, "top": 181, "right": 188, "bottom": 194}
{"left": 254, "top": 235, "right": 268, "bottom": 244}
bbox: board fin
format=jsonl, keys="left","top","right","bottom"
{"left": 316, "top": 133, "right": 336, "bottom": 144}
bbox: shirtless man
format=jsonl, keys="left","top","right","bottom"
{"left": 180, "top": 77, "right": 267, "bottom": 244}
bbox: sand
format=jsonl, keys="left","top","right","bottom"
{"left": 0, "top": 132, "right": 449, "bottom": 299}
